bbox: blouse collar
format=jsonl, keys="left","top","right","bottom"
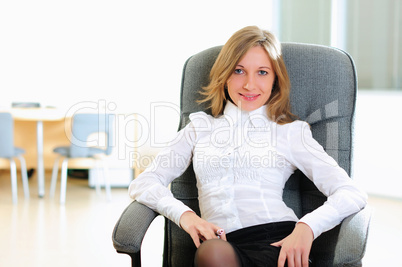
{"left": 223, "top": 100, "right": 269, "bottom": 128}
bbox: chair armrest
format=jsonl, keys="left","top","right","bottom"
{"left": 112, "top": 201, "right": 159, "bottom": 254}
{"left": 333, "top": 206, "right": 372, "bottom": 267}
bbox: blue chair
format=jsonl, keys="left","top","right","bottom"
{"left": 0, "top": 112, "right": 29, "bottom": 203}
{"left": 50, "top": 113, "right": 114, "bottom": 204}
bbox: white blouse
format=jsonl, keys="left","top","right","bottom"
{"left": 129, "top": 101, "right": 367, "bottom": 239}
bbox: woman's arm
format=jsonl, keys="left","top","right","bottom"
{"left": 129, "top": 111, "right": 213, "bottom": 227}
{"left": 287, "top": 121, "right": 368, "bottom": 239}
{"left": 128, "top": 121, "right": 197, "bottom": 226}
{"left": 270, "top": 121, "right": 367, "bottom": 267}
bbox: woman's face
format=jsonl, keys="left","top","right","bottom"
{"left": 226, "top": 45, "right": 276, "bottom": 112}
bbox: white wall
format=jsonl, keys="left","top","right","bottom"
{"left": 2, "top": 1, "right": 401, "bottom": 198}
{"left": 354, "top": 90, "right": 402, "bottom": 199}
{"left": 0, "top": 0, "right": 274, "bottom": 153}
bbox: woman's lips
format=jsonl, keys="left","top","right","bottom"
{"left": 239, "top": 93, "right": 260, "bottom": 101}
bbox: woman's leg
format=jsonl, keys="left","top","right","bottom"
{"left": 194, "top": 239, "right": 241, "bottom": 267}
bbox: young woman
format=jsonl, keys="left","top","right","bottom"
{"left": 129, "top": 26, "right": 367, "bottom": 267}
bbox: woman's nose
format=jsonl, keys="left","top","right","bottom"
{"left": 243, "top": 76, "right": 255, "bottom": 90}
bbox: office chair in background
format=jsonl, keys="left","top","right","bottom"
{"left": 0, "top": 112, "right": 30, "bottom": 203}
{"left": 50, "top": 113, "right": 114, "bottom": 204}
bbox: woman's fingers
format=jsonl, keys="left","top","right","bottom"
{"left": 270, "top": 223, "right": 313, "bottom": 267}
{"left": 270, "top": 239, "right": 283, "bottom": 247}
{"left": 179, "top": 211, "right": 227, "bottom": 247}
{"left": 277, "top": 250, "right": 309, "bottom": 267}
{"left": 190, "top": 232, "right": 201, "bottom": 248}
{"left": 215, "top": 228, "right": 227, "bottom": 241}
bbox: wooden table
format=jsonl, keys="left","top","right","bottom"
{"left": 11, "top": 108, "right": 65, "bottom": 197}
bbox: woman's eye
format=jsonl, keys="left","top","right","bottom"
{"left": 234, "top": 69, "right": 244, "bottom": 74}
{"left": 259, "top": 70, "right": 268, "bottom": 75}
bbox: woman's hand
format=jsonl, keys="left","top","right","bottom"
{"left": 179, "top": 211, "right": 227, "bottom": 248}
{"left": 271, "top": 222, "right": 314, "bottom": 267}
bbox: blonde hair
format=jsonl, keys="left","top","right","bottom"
{"left": 199, "top": 26, "right": 296, "bottom": 124}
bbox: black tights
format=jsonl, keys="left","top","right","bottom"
{"left": 194, "top": 239, "right": 241, "bottom": 267}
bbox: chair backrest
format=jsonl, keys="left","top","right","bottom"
{"left": 0, "top": 113, "right": 15, "bottom": 158}
{"left": 165, "top": 43, "right": 357, "bottom": 267}
{"left": 69, "top": 113, "right": 114, "bottom": 158}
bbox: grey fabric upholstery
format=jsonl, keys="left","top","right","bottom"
{"left": 112, "top": 43, "right": 371, "bottom": 267}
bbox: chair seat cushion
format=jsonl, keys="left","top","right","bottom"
{"left": 53, "top": 146, "right": 106, "bottom": 158}
{"left": 14, "top": 147, "right": 25, "bottom": 156}
{"left": 0, "top": 147, "right": 25, "bottom": 158}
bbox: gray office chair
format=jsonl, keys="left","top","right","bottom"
{"left": 0, "top": 112, "right": 29, "bottom": 203}
{"left": 112, "top": 43, "right": 371, "bottom": 266}
{"left": 50, "top": 113, "right": 114, "bottom": 204}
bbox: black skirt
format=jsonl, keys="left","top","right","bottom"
{"left": 226, "top": 221, "right": 298, "bottom": 267}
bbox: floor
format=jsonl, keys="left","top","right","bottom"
{"left": 0, "top": 170, "right": 134, "bottom": 267}
{"left": 0, "top": 170, "right": 401, "bottom": 267}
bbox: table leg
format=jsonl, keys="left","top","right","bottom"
{"left": 37, "top": 120, "right": 45, "bottom": 197}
